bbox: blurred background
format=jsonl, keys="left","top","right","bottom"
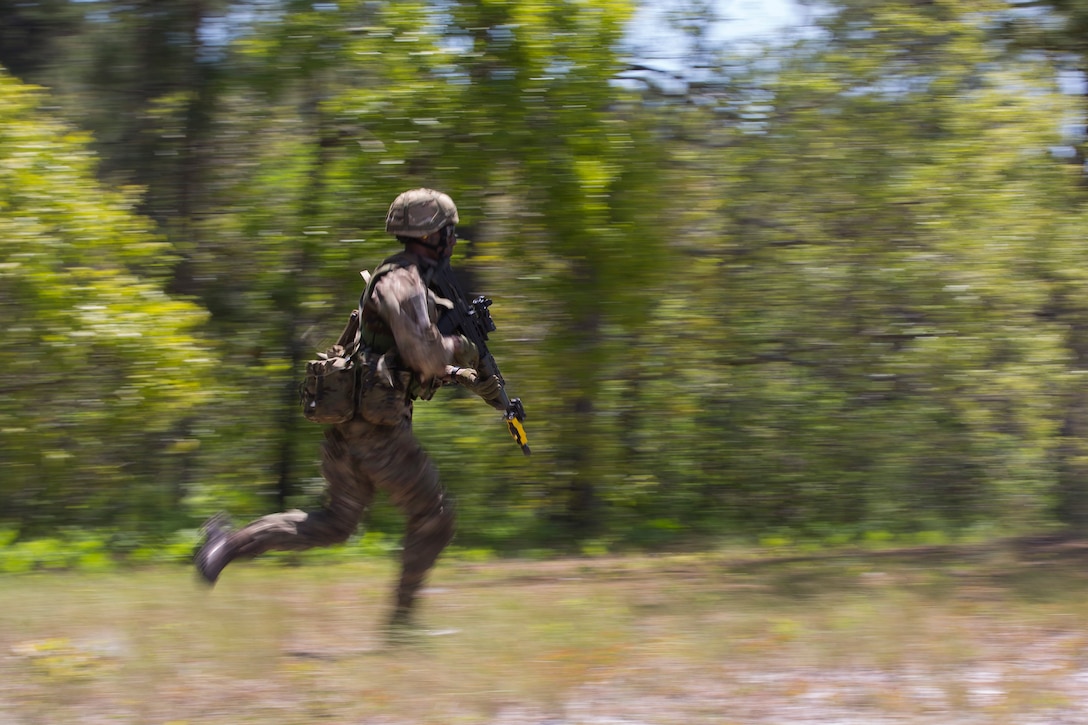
{"left": 3, "top": 0, "right": 1088, "bottom": 564}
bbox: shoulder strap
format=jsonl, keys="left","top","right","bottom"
{"left": 360, "top": 250, "right": 419, "bottom": 306}
{"left": 359, "top": 259, "right": 403, "bottom": 310}
{"left": 333, "top": 308, "right": 362, "bottom": 355}
{"left": 356, "top": 255, "right": 414, "bottom": 353}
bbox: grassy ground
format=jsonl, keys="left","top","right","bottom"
{"left": 5, "top": 538, "right": 1088, "bottom": 724}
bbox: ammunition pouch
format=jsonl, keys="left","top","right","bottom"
{"left": 357, "top": 353, "right": 413, "bottom": 426}
{"left": 299, "top": 310, "right": 362, "bottom": 424}
{"left": 300, "top": 344, "right": 360, "bottom": 424}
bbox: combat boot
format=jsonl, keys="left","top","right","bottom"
{"left": 194, "top": 513, "right": 234, "bottom": 586}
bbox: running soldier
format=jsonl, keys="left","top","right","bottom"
{"left": 194, "top": 188, "right": 507, "bottom": 632}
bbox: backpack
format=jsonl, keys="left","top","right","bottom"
{"left": 299, "top": 308, "right": 363, "bottom": 424}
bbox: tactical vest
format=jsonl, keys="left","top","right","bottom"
{"left": 358, "top": 259, "right": 399, "bottom": 354}
{"left": 358, "top": 252, "right": 445, "bottom": 400}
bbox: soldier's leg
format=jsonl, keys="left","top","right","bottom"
{"left": 362, "top": 425, "right": 455, "bottom": 624}
{"left": 195, "top": 423, "right": 375, "bottom": 584}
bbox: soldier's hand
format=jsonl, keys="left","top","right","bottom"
{"left": 445, "top": 366, "right": 501, "bottom": 400}
{"left": 445, "top": 364, "right": 478, "bottom": 386}
{"left": 453, "top": 335, "right": 479, "bottom": 368}
{"left": 470, "top": 373, "right": 502, "bottom": 400}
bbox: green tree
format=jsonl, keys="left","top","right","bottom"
{"left": 629, "top": 0, "right": 1082, "bottom": 535}
{"left": 0, "top": 71, "right": 215, "bottom": 537}
{"left": 0, "top": 0, "right": 84, "bottom": 81}
{"left": 10, "top": 0, "right": 1088, "bottom": 550}
{"left": 993, "top": 0, "right": 1088, "bottom": 528}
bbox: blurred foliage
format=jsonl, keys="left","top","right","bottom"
{"left": 0, "top": 71, "right": 215, "bottom": 537}
{"left": 2, "top": 0, "right": 1088, "bottom": 560}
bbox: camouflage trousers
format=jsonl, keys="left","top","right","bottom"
{"left": 223, "top": 412, "right": 455, "bottom": 619}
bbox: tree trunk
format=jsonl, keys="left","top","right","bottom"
{"left": 274, "top": 91, "right": 329, "bottom": 510}
{"left": 1055, "top": 314, "right": 1088, "bottom": 530}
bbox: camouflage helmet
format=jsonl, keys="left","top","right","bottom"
{"left": 385, "top": 188, "right": 459, "bottom": 239}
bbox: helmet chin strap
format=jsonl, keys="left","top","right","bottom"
{"left": 423, "top": 226, "right": 455, "bottom": 256}
{"left": 402, "top": 226, "right": 455, "bottom": 258}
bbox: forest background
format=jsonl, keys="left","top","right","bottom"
{"left": 4, "top": 0, "right": 1088, "bottom": 568}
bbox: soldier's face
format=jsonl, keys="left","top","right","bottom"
{"left": 442, "top": 230, "right": 457, "bottom": 259}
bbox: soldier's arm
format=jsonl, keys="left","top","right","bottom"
{"left": 370, "top": 266, "right": 474, "bottom": 380}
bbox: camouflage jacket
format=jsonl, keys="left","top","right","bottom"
{"left": 359, "top": 251, "right": 473, "bottom": 398}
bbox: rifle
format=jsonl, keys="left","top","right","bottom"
{"left": 432, "top": 260, "right": 531, "bottom": 456}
